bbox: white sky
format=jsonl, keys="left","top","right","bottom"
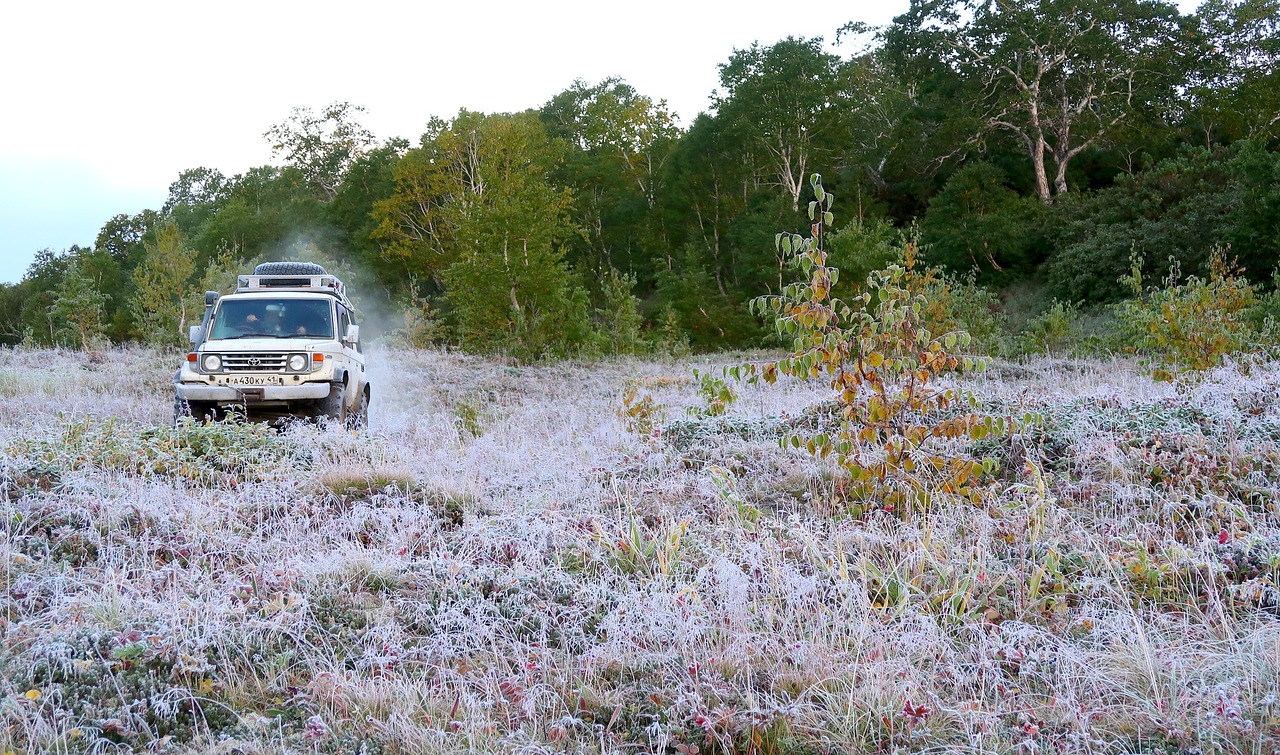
{"left": 0, "top": 0, "right": 1200, "bottom": 284}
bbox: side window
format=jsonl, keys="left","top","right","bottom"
{"left": 338, "top": 306, "right": 358, "bottom": 351}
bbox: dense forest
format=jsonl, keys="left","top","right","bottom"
{"left": 3, "top": 0, "right": 1278, "bottom": 360}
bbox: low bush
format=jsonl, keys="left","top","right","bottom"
{"left": 1116, "top": 249, "right": 1258, "bottom": 380}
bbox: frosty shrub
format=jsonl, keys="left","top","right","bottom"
{"left": 8, "top": 414, "right": 298, "bottom": 486}
{"left": 733, "top": 174, "right": 1020, "bottom": 508}
{"left": 1117, "top": 249, "right": 1258, "bottom": 380}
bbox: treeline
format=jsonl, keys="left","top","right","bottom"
{"left": 3, "top": 0, "right": 1278, "bottom": 360}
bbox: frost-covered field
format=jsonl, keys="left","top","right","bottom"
{"left": 2, "top": 346, "right": 1279, "bottom": 754}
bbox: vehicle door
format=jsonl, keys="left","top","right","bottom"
{"left": 336, "top": 303, "right": 366, "bottom": 394}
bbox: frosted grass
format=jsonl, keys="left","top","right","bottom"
{"left": 1, "top": 345, "right": 1278, "bottom": 753}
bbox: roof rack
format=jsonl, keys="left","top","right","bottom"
{"left": 235, "top": 273, "right": 349, "bottom": 302}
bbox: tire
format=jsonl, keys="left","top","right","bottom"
{"left": 253, "top": 261, "right": 328, "bottom": 276}
{"left": 320, "top": 384, "right": 348, "bottom": 426}
{"left": 347, "top": 388, "right": 369, "bottom": 430}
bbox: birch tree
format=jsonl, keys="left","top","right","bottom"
{"left": 884, "top": 0, "right": 1185, "bottom": 201}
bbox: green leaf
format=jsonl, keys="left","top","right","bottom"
{"left": 823, "top": 211, "right": 834, "bottom": 226}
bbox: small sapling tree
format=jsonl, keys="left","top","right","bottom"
{"left": 731, "top": 174, "right": 1018, "bottom": 508}
{"left": 1118, "top": 248, "right": 1259, "bottom": 381}
{"left": 49, "top": 260, "right": 110, "bottom": 352}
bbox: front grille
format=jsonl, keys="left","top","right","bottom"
{"left": 220, "top": 353, "right": 288, "bottom": 372}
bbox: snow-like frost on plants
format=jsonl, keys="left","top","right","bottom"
{"left": 3, "top": 346, "right": 1280, "bottom": 753}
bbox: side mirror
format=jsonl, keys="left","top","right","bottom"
{"left": 204, "top": 291, "right": 220, "bottom": 306}
{"left": 189, "top": 325, "right": 205, "bottom": 344}
{"left": 344, "top": 324, "right": 360, "bottom": 345}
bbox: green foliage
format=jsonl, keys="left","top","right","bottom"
{"left": 653, "top": 303, "right": 691, "bottom": 357}
{"left": 263, "top": 101, "right": 376, "bottom": 201}
{"left": 1246, "top": 269, "right": 1280, "bottom": 351}
{"left": 48, "top": 257, "right": 110, "bottom": 351}
{"left": 655, "top": 244, "right": 762, "bottom": 350}
{"left": 909, "top": 264, "right": 1007, "bottom": 357}
{"left": 130, "top": 223, "right": 197, "bottom": 346}
{"left": 3, "top": 14, "right": 1277, "bottom": 364}
{"left": 389, "top": 278, "right": 446, "bottom": 349}
{"left": 1016, "top": 300, "right": 1082, "bottom": 357}
{"left": 1047, "top": 142, "right": 1280, "bottom": 303}
{"left": 883, "top": 0, "right": 1185, "bottom": 200}
{"left": 688, "top": 368, "right": 738, "bottom": 418}
{"left": 920, "top": 162, "right": 1046, "bottom": 279}
{"left": 825, "top": 217, "right": 902, "bottom": 301}
{"left": 735, "top": 175, "right": 1017, "bottom": 509}
{"left": 10, "top": 415, "right": 300, "bottom": 486}
{"left": 714, "top": 36, "right": 852, "bottom": 210}
{"left": 375, "top": 110, "right": 590, "bottom": 360}
{"left": 1184, "top": 0, "right": 1280, "bottom": 144}
{"left": 541, "top": 78, "right": 678, "bottom": 281}
{"left": 1117, "top": 249, "right": 1259, "bottom": 380}
{"left": 592, "top": 268, "right": 645, "bottom": 355}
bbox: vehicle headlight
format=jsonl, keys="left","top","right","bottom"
{"left": 288, "top": 353, "right": 308, "bottom": 372}
{"left": 201, "top": 354, "right": 222, "bottom": 372}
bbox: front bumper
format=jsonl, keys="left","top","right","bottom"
{"left": 175, "top": 383, "right": 333, "bottom": 402}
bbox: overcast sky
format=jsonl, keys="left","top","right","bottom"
{"left": 0, "top": 0, "right": 1200, "bottom": 284}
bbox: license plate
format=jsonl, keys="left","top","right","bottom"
{"left": 226, "top": 375, "right": 280, "bottom": 386}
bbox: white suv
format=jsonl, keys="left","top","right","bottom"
{"left": 174, "top": 262, "right": 370, "bottom": 427}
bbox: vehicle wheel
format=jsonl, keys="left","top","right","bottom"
{"left": 320, "top": 384, "right": 348, "bottom": 426}
{"left": 346, "top": 388, "right": 369, "bottom": 430}
{"left": 253, "top": 261, "right": 327, "bottom": 276}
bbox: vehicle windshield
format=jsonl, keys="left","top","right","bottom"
{"left": 209, "top": 299, "right": 335, "bottom": 340}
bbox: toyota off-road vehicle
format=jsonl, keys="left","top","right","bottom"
{"left": 174, "top": 261, "right": 370, "bottom": 427}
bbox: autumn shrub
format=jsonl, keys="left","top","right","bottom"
{"left": 619, "top": 382, "right": 666, "bottom": 436}
{"left": 688, "top": 368, "right": 738, "bottom": 418}
{"left": 907, "top": 260, "right": 1006, "bottom": 356}
{"left": 829, "top": 220, "right": 1006, "bottom": 356}
{"left": 734, "top": 174, "right": 1019, "bottom": 509}
{"left": 1116, "top": 249, "right": 1259, "bottom": 380}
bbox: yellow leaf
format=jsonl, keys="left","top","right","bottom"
{"left": 24, "top": 689, "right": 41, "bottom": 700}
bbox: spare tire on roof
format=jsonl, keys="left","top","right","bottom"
{"left": 253, "top": 261, "right": 328, "bottom": 276}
